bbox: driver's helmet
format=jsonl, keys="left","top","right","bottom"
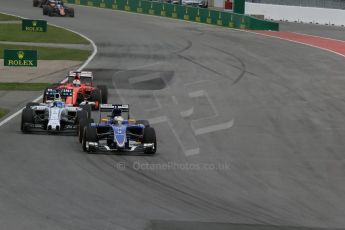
{"left": 112, "top": 108, "right": 122, "bottom": 118}
{"left": 113, "top": 116, "right": 124, "bottom": 125}
{"left": 75, "top": 72, "right": 81, "bottom": 80}
{"left": 52, "top": 93, "right": 63, "bottom": 107}
{"left": 53, "top": 98, "right": 63, "bottom": 108}
{"left": 53, "top": 101, "right": 64, "bottom": 108}
{"left": 54, "top": 93, "right": 62, "bottom": 101}
{"left": 73, "top": 79, "right": 81, "bottom": 87}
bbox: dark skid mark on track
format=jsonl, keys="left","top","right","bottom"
{"left": 177, "top": 54, "right": 230, "bottom": 80}
{"left": 148, "top": 221, "right": 345, "bottom": 230}
{"left": 174, "top": 39, "right": 193, "bottom": 55}
{"left": 179, "top": 27, "right": 205, "bottom": 36}
{"left": 98, "top": 52, "right": 171, "bottom": 61}
{"left": 174, "top": 39, "right": 249, "bottom": 84}
{"left": 85, "top": 68, "right": 120, "bottom": 88}
{"left": 105, "top": 157, "right": 274, "bottom": 224}
{"left": 207, "top": 45, "right": 252, "bottom": 85}
{"left": 96, "top": 42, "right": 176, "bottom": 50}
{"left": 112, "top": 70, "right": 174, "bottom": 90}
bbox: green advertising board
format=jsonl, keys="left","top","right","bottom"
{"left": 233, "top": 0, "right": 245, "bottom": 14}
{"left": 22, "top": 19, "right": 47, "bottom": 32}
{"left": 65, "top": 0, "right": 279, "bottom": 31}
{"left": 4, "top": 50, "right": 38, "bottom": 67}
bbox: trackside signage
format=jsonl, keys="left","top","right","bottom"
{"left": 4, "top": 50, "right": 38, "bottom": 67}
{"left": 65, "top": 0, "right": 279, "bottom": 31}
{"left": 22, "top": 19, "right": 47, "bottom": 32}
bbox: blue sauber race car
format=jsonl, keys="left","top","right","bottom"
{"left": 79, "top": 104, "right": 157, "bottom": 154}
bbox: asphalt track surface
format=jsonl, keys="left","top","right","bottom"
{"left": 1, "top": 1, "right": 345, "bottom": 230}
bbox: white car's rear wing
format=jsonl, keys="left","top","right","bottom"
{"left": 68, "top": 71, "right": 93, "bottom": 78}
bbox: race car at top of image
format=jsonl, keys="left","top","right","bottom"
{"left": 80, "top": 104, "right": 157, "bottom": 154}
{"left": 40, "top": 0, "right": 75, "bottom": 17}
{"left": 181, "top": 0, "right": 208, "bottom": 8}
{"left": 43, "top": 71, "right": 108, "bottom": 110}
{"left": 21, "top": 89, "right": 91, "bottom": 134}
{"left": 33, "top": 0, "right": 48, "bottom": 7}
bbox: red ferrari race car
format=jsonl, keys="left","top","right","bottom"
{"left": 43, "top": 71, "right": 108, "bottom": 110}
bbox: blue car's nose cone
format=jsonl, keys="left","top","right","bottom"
{"left": 113, "top": 126, "right": 126, "bottom": 147}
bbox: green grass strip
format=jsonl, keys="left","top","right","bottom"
{"left": 0, "top": 44, "right": 91, "bottom": 61}
{"left": 0, "top": 24, "right": 89, "bottom": 44}
{"left": 0, "top": 82, "right": 51, "bottom": 91}
{"left": 0, "top": 13, "right": 20, "bottom": 21}
{"left": 0, "top": 107, "right": 9, "bottom": 118}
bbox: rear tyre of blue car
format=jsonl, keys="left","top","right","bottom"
{"left": 79, "top": 104, "right": 92, "bottom": 118}
{"left": 79, "top": 118, "right": 94, "bottom": 143}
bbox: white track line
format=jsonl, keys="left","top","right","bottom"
{"left": 290, "top": 31, "right": 345, "bottom": 44}
{"left": 0, "top": 12, "right": 97, "bottom": 127}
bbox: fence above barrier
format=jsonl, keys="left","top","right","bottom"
{"left": 66, "top": 0, "right": 279, "bottom": 31}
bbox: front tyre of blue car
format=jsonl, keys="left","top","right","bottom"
{"left": 143, "top": 127, "right": 157, "bottom": 155}
{"left": 82, "top": 126, "right": 98, "bottom": 153}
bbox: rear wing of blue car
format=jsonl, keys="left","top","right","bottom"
{"left": 99, "top": 104, "right": 130, "bottom": 119}
{"left": 100, "top": 104, "right": 129, "bottom": 112}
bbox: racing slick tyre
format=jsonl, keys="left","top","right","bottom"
{"left": 68, "top": 8, "right": 75, "bottom": 17}
{"left": 79, "top": 104, "right": 92, "bottom": 119}
{"left": 39, "top": 0, "right": 46, "bottom": 8}
{"left": 33, "top": 0, "right": 39, "bottom": 7}
{"left": 90, "top": 89, "right": 101, "bottom": 110}
{"left": 78, "top": 118, "right": 94, "bottom": 143}
{"left": 21, "top": 108, "right": 34, "bottom": 133}
{"left": 143, "top": 127, "right": 157, "bottom": 154}
{"left": 43, "top": 5, "right": 49, "bottom": 15}
{"left": 136, "top": 120, "right": 150, "bottom": 127}
{"left": 97, "top": 85, "right": 108, "bottom": 104}
{"left": 76, "top": 110, "right": 88, "bottom": 124}
{"left": 76, "top": 93, "right": 85, "bottom": 105}
{"left": 26, "top": 102, "right": 39, "bottom": 109}
{"left": 42, "top": 88, "right": 47, "bottom": 103}
{"left": 82, "top": 126, "right": 98, "bottom": 153}
{"left": 47, "top": 7, "right": 53, "bottom": 17}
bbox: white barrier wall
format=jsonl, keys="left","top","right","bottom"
{"left": 245, "top": 2, "right": 345, "bottom": 26}
{"left": 214, "top": 0, "right": 224, "bottom": 8}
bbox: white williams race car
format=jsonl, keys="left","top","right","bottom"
{"left": 21, "top": 91, "right": 90, "bottom": 134}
